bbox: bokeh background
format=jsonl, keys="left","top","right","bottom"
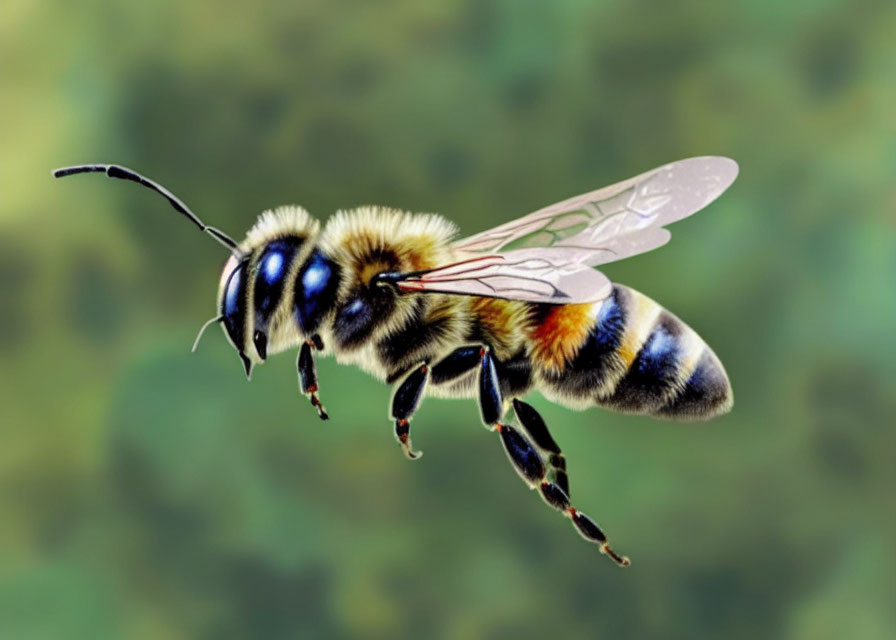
{"left": 2, "top": 1, "right": 894, "bottom": 638}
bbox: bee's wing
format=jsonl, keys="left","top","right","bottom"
{"left": 453, "top": 156, "right": 738, "bottom": 266}
{"left": 394, "top": 249, "right": 611, "bottom": 304}
{"left": 392, "top": 157, "right": 736, "bottom": 304}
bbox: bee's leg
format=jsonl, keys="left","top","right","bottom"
{"left": 391, "top": 345, "right": 491, "bottom": 460}
{"left": 297, "top": 337, "right": 328, "bottom": 420}
{"left": 474, "top": 348, "right": 626, "bottom": 563}
{"left": 391, "top": 363, "right": 430, "bottom": 460}
{"left": 495, "top": 422, "right": 631, "bottom": 567}
{"left": 511, "top": 399, "right": 570, "bottom": 497}
{"left": 478, "top": 347, "right": 504, "bottom": 427}
{"left": 430, "top": 345, "right": 481, "bottom": 384}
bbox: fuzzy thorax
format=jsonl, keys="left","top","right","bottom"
{"left": 320, "top": 206, "right": 458, "bottom": 275}
{"left": 316, "top": 207, "right": 466, "bottom": 371}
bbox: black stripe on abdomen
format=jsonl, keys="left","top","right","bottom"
{"left": 604, "top": 312, "right": 682, "bottom": 413}
{"left": 656, "top": 348, "right": 732, "bottom": 420}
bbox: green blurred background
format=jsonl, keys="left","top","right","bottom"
{"left": 2, "top": 1, "right": 894, "bottom": 638}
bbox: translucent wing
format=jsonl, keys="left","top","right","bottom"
{"left": 387, "top": 157, "right": 736, "bottom": 305}
{"left": 453, "top": 157, "right": 738, "bottom": 267}
{"left": 391, "top": 249, "right": 611, "bottom": 304}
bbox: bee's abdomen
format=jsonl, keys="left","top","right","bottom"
{"left": 652, "top": 346, "right": 731, "bottom": 420}
{"left": 535, "top": 285, "right": 732, "bottom": 421}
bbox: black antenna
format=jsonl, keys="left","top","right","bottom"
{"left": 53, "top": 164, "right": 240, "bottom": 253}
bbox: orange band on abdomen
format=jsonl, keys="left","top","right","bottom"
{"left": 530, "top": 303, "right": 600, "bottom": 371}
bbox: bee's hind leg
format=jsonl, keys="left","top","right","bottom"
{"left": 391, "top": 363, "right": 430, "bottom": 459}
{"left": 495, "top": 421, "right": 630, "bottom": 567}
{"left": 511, "top": 399, "right": 570, "bottom": 497}
{"left": 477, "top": 351, "right": 628, "bottom": 566}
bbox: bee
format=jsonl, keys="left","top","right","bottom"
{"left": 54, "top": 157, "right": 737, "bottom": 566}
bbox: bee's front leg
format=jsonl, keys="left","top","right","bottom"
{"left": 297, "top": 335, "right": 328, "bottom": 420}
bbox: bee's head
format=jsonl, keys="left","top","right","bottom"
{"left": 213, "top": 207, "right": 335, "bottom": 380}
{"left": 52, "top": 165, "right": 335, "bottom": 380}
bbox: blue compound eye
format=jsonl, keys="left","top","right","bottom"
{"left": 302, "top": 255, "right": 332, "bottom": 296}
{"left": 222, "top": 259, "right": 249, "bottom": 349}
{"left": 295, "top": 249, "right": 340, "bottom": 334}
{"left": 254, "top": 239, "right": 301, "bottom": 321}
{"left": 262, "top": 251, "right": 284, "bottom": 282}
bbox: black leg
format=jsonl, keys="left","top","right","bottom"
{"left": 391, "top": 363, "right": 430, "bottom": 459}
{"left": 471, "top": 348, "right": 626, "bottom": 564}
{"left": 478, "top": 347, "right": 504, "bottom": 427}
{"left": 430, "top": 342, "right": 503, "bottom": 426}
{"left": 297, "top": 337, "right": 328, "bottom": 420}
{"left": 512, "top": 399, "right": 570, "bottom": 497}
{"left": 496, "top": 422, "right": 630, "bottom": 567}
{"left": 389, "top": 345, "right": 495, "bottom": 460}
{"left": 430, "top": 345, "right": 481, "bottom": 384}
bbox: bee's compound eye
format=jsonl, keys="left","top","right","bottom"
{"left": 263, "top": 251, "right": 283, "bottom": 280}
{"left": 295, "top": 249, "right": 340, "bottom": 335}
{"left": 253, "top": 239, "right": 302, "bottom": 340}
{"left": 221, "top": 260, "right": 249, "bottom": 351}
{"left": 301, "top": 255, "right": 333, "bottom": 296}
{"left": 220, "top": 254, "right": 240, "bottom": 293}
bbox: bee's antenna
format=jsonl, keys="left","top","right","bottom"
{"left": 191, "top": 315, "right": 223, "bottom": 352}
{"left": 53, "top": 164, "right": 240, "bottom": 253}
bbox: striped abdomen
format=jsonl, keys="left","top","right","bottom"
{"left": 533, "top": 285, "right": 732, "bottom": 420}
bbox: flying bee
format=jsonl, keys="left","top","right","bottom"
{"left": 54, "top": 157, "right": 737, "bottom": 567}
